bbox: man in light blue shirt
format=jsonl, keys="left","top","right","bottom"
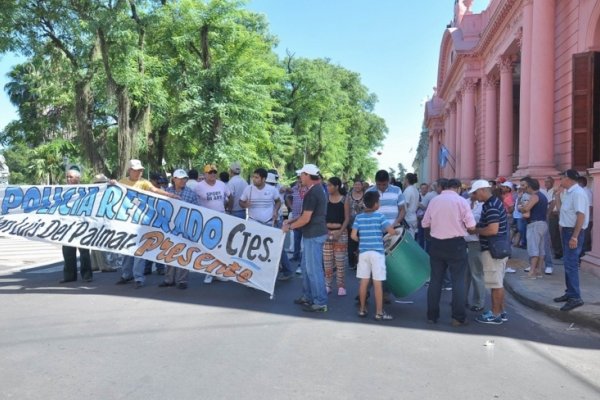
{"left": 366, "top": 170, "right": 406, "bottom": 227}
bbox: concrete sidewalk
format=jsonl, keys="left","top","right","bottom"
{"left": 504, "top": 246, "right": 600, "bottom": 332}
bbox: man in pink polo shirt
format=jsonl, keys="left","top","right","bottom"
{"left": 422, "top": 178, "right": 476, "bottom": 326}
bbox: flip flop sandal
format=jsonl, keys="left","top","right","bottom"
{"left": 358, "top": 309, "right": 368, "bottom": 318}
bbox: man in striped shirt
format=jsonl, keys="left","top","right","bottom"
{"left": 367, "top": 170, "right": 406, "bottom": 227}
{"left": 470, "top": 180, "right": 509, "bottom": 324}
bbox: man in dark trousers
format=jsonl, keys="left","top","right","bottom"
{"left": 60, "top": 166, "right": 93, "bottom": 283}
{"left": 421, "top": 178, "right": 475, "bottom": 326}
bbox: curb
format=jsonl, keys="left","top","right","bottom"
{"left": 504, "top": 278, "right": 600, "bottom": 333}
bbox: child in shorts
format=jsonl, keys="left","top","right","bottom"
{"left": 350, "top": 191, "right": 397, "bottom": 321}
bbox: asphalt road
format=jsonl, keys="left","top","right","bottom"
{"left": 1, "top": 261, "right": 599, "bottom": 400}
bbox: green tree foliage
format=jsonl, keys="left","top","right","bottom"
{"left": 0, "top": 0, "right": 388, "bottom": 181}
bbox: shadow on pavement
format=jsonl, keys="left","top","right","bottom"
{"left": 1, "top": 258, "right": 599, "bottom": 351}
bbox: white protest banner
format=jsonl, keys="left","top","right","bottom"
{"left": 0, "top": 184, "right": 285, "bottom": 296}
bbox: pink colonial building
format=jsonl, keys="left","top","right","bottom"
{"left": 424, "top": 0, "right": 600, "bottom": 272}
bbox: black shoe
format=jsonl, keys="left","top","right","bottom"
{"left": 134, "top": 281, "right": 144, "bottom": 289}
{"left": 560, "top": 299, "right": 584, "bottom": 311}
{"left": 83, "top": 277, "right": 93, "bottom": 283}
{"left": 293, "top": 296, "right": 311, "bottom": 306}
{"left": 157, "top": 270, "right": 165, "bottom": 275}
{"left": 144, "top": 270, "right": 152, "bottom": 275}
{"left": 553, "top": 294, "right": 570, "bottom": 303}
{"left": 102, "top": 268, "right": 117, "bottom": 273}
{"left": 158, "top": 282, "right": 175, "bottom": 288}
{"left": 451, "top": 319, "right": 469, "bottom": 327}
{"left": 59, "top": 279, "right": 76, "bottom": 284}
{"left": 116, "top": 277, "right": 133, "bottom": 285}
{"left": 177, "top": 283, "right": 188, "bottom": 290}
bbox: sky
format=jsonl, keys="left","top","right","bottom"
{"left": 0, "top": 0, "right": 489, "bottom": 172}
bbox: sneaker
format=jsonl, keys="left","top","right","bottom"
{"left": 302, "top": 304, "right": 327, "bottom": 313}
{"left": 560, "top": 298, "right": 584, "bottom": 311}
{"left": 505, "top": 267, "right": 516, "bottom": 273}
{"left": 553, "top": 294, "right": 570, "bottom": 303}
{"left": 443, "top": 286, "right": 453, "bottom": 291}
{"left": 204, "top": 275, "right": 214, "bottom": 284}
{"left": 476, "top": 311, "right": 503, "bottom": 324}
{"left": 500, "top": 312, "right": 508, "bottom": 322}
{"left": 338, "top": 287, "right": 347, "bottom": 296}
{"left": 524, "top": 266, "right": 531, "bottom": 272}
{"left": 295, "top": 267, "right": 302, "bottom": 274}
{"left": 115, "top": 277, "right": 133, "bottom": 285}
{"left": 544, "top": 267, "right": 553, "bottom": 275}
{"left": 293, "top": 296, "right": 311, "bottom": 306}
{"left": 451, "top": 318, "right": 469, "bottom": 327}
{"left": 277, "top": 273, "right": 293, "bottom": 281}
{"left": 326, "top": 286, "right": 332, "bottom": 294}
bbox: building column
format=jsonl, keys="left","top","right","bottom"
{"left": 455, "top": 93, "right": 463, "bottom": 178}
{"left": 498, "top": 56, "right": 514, "bottom": 178}
{"left": 428, "top": 134, "right": 435, "bottom": 183}
{"left": 448, "top": 103, "right": 457, "bottom": 176}
{"left": 431, "top": 130, "right": 440, "bottom": 182}
{"left": 517, "top": 0, "right": 533, "bottom": 174}
{"left": 527, "top": 0, "right": 558, "bottom": 176}
{"left": 442, "top": 110, "right": 450, "bottom": 178}
{"left": 460, "top": 79, "right": 477, "bottom": 180}
{"left": 483, "top": 76, "right": 498, "bottom": 180}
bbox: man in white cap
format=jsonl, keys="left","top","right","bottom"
{"left": 470, "top": 179, "right": 509, "bottom": 324}
{"left": 115, "top": 159, "right": 178, "bottom": 288}
{"left": 283, "top": 164, "right": 328, "bottom": 312}
{"left": 158, "top": 169, "right": 200, "bottom": 289}
{"left": 227, "top": 161, "right": 248, "bottom": 219}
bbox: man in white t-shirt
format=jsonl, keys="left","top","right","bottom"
{"left": 240, "top": 168, "right": 280, "bottom": 225}
{"left": 227, "top": 161, "right": 248, "bottom": 219}
{"left": 403, "top": 172, "right": 420, "bottom": 238}
{"left": 195, "top": 164, "right": 232, "bottom": 283}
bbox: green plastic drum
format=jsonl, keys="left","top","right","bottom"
{"left": 385, "top": 229, "right": 431, "bottom": 298}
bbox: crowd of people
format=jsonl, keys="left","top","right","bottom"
{"left": 58, "top": 160, "right": 592, "bottom": 324}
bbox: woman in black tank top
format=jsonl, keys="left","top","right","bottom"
{"left": 324, "top": 177, "right": 350, "bottom": 296}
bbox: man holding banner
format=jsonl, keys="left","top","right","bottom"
{"left": 114, "top": 159, "right": 179, "bottom": 289}
{"left": 159, "top": 169, "right": 200, "bottom": 290}
{"left": 60, "top": 166, "right": 93, "bottom": 283}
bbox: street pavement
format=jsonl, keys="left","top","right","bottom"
{"left": 0, "top": 235, "right": 599, "bottom": 399}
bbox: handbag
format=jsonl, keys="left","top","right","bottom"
{"left": 487, "top": 234, "right": 511, "bottom": 259}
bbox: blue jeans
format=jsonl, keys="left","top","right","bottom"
{"left": 293, "top": 228, "right": 303, "bottom": 260}
{"left": 231, "top": 209, "right": 246, "bottom": 219}
{"left": 561, "top": 227, "right": 584, "bottom": 300}
{"left": 301, "top": 234, "right": 328, "bottom": 306}
{"left": 121, "top": 256, "right": 147, "bottom": 283}
{"left": 543, "top": 229, "right": 553, "bottom": 268}
{"left": 427, "top": 237, "right": 468, "bottom": 322}
{"left": 517, "top": 218, "right": 527, "bottom": 247}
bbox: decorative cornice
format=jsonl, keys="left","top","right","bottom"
{"left": 462, "top": 78, "right": 478, "bottom": 92}
{"left": 484, "top": 75, "right": 499, "bottom": 89}
{"left": 498, "top": 55, "right": 513, "bottom": 73}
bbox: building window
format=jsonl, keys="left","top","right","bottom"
{"left": 572, "top": 52, "right": 600, "bottom": 170}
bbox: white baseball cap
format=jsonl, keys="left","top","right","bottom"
{"left": 501, "top": 181, "right": 514, "bottom": 190}
{"left": 173, "top": 169, "right": 188, "bottom": 179}
{"left": 296, "top": 163, "right": 320, "bottom": 176}
{"left": 469, "top": 179, "right": 492, "bottom": 194}
{"left": 128, "top": 159, "right": 144, "bottom": 170}
{"left": 266, "top": 173, "right": 278, "bottom": 184}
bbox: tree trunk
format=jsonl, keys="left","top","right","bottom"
{"left": 74, "top": 79, "right": 104, "bottom": 173}
{"left": 117, "top": 86, "right": 133, "bottom": 177}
